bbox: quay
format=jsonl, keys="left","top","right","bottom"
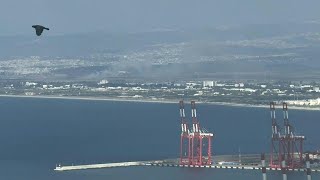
{"left": 55, "top": 161, "right": 145, "bottom": 171}
{"left": 54, "top": 160, "right": 320, "bottom": 172}
{"left": 54, "top": 155, "right": 320, "bottom": 172}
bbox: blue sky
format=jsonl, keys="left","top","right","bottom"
{"left": 1, "top": 0, "right": 320, "bottom": 35}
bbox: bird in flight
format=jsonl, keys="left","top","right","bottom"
{"left": 32, "top": 25, "right": 49, "bottom": 36}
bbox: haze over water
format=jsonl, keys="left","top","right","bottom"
{"left": 0, "top": 97, "right": 319, "bottom": 179}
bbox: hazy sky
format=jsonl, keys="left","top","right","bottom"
{"left": 1, "top": 0, "right": 320, "bottom": 35}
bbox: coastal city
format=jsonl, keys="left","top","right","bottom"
{"left": 3, "top": 1, "right": 320, "bottom": 180}
{"left": 1, "top": 79, "right": 320, "bottom": 107}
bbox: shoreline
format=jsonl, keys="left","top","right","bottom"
{"left": 1, "top": 94, "right": 320, "bottom": 111}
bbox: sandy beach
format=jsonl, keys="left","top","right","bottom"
{"left": 1, "top": 94, "right": 320, "bottom": 111}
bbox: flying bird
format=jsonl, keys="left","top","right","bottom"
{"left": 32, "top": 25, "right": 49, "bottom": 36}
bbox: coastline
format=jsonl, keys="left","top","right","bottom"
{"left": 1, "top": 94, "right": 320, "bottom": 111}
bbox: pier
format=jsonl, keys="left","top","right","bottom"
{"left": 54, "top": 159, "right": 320, "bottom": 172}
{"left": 54, "top": 155, "right": 320, "bottom": 172}
{"left": 55, "top": 161, "right": 145, "bottom": 171}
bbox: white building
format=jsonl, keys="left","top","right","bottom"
{"left": 186, "top": 82, "right": 198, "bottom": 86}
{"left": 234, "top": 83, "right": 244, "bottom": 88}
{"left": 186, "top": 82, "right": 199, "bottom": 89}
{"left": 98, "top": 80, "right": 109, "bottom": 85}
{"left": 300, "top": 85, "right": 312, "bottom": 89}
{"left": 216, "top": 83, "right": 225, "bottom": 87}
{"left": 25, "top": 82, "right": 38, "bottom": 86}
{"left": 203, "top": 81, "right": 216, "bottom": 87}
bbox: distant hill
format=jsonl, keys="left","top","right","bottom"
{"left": 1, "top": 22, "right": 320, "bottom": 81}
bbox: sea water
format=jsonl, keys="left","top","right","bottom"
{"left": 0, "top": 97, "right": 319, "bottom": 180}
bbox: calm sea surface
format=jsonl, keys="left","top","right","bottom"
{"left": 0, "top": 97, "right": 319, "bottom": 180}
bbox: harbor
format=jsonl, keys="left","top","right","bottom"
{"left": 54, "top": 101, "right": 320, "bottom": 179}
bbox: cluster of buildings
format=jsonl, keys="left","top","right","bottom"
{"left": 2, "top": 79, "right": 320, "bottom": 107}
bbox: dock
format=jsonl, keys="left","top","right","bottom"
{"left": 55, "top": 161, "right": 145, "bottom": 171}
{"left": 54, "top": 161, "right": 320, "bottom": 172}
{"left": 54, "top": 155, "right": 320, "bottom": 172}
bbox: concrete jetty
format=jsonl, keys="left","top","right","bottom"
{"left": 54, "top": 161, "right": 320, "bottom": 172}
{"left": 55, "top": 161, "right": 145, "bottom": 171}
{"left": 54, "top": 154, "right": 320, "bottom": 172}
